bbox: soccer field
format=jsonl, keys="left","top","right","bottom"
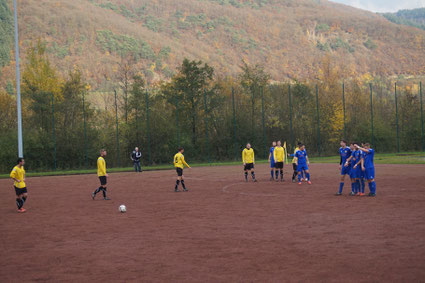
{"left": 1, "top": 163, "right": 425, "bottom": 282}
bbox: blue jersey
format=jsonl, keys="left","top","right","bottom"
{"left": 295, "top": 149, "right": 307, "bottom": 164}
{"left": 340, "top": 147, "right": 351, "bottom": 165}
{"left": 363, "top": 149, "right": 375, "bottom": 169}
{"left": 270, "top": 147, "right": 275, "bottom": 163}
{"left": 351, "top": 150, "right": 361, "bottom": 168}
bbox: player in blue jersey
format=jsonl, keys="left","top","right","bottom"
{"left": 268, "top": 141, "right": 277, "bottom": 181}
{"left": 345, "top": 142, "right": 362, "bottom": 196}
{"left": 295, "top": 144, "right": 311, "bottom": 185}
{"left": 358, "top": 143, "right": 366, "bottom": 195}
{"left": 357, "top": 143, "right": 376, "bottom": 197}
{"left": 336, "top": 140, "right": 352, "bottom": 196}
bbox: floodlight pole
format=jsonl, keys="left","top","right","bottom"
{"left": 14, "top": 0, "right": 23, "bottom": 158}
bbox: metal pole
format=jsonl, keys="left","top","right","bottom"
{"left": 315, "top": 84, "right": 321, "bottom": 156}
{"left": 261, "top": 86, "right": 266, "bottom": 159}
{"left": 82, "top": 91, "right": 88, "bottom": 167}
{"left": 288, "top": 84, "right": 294, "bottom": 148}
{"left": 232, "top": 87, "right": 237, "bottom": 160}
{"left": 14, "top": 0, "right": 23, "bottom": 158}
{"left": 176, "top": 94, "right": 180, "bottom": 147}
{"left": 420, "top": 82, "right": 424, "bottom": 152}
{"left": 370, "top": 83, "right": 374, "bottom": 147}
{"left": 114, "top": 90, "right": 120, "bottom": 167}
{"left": 342, "top": 82, "right": 346, "bottom": 138}
{"left": 395, "top": 83, "right": 400, "bottom": 152}
{"left": 203, "top": 89, "right": 210, "bottom": 163}
{"left": 145, "top": 88, "right": 151, "bottom": 164}
{"left": 51, "top": 93, "right": 57, "bottom": 170}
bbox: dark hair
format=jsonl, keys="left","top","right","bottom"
{"left": 341, "top": 140, "right": 347, "bottom": 144}
{"left": 299, "top": 144, "right": 305, "bottom": 147}
{"left": 364, "top": 143, "right": 370, "bottom": 147}
{"left": 297, "top": 142, "right": 302, "bottom": 146}
{"left": 100, "top": 149, "right": 106, "bottom": 153}
{"left": 178, "top": 147, "right": 184, "bottom": 152}
{"left": 17, "top": 158, "right": 24, "bottom": 164}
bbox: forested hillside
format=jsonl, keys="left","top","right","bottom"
{"left": 382, "top": 8, "right": 425, "bottom": 31}
{"left": 0, "top": 0, "right": 424, "bottom": 90}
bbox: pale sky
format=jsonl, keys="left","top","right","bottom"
{"left": 330, "top": 0, "right": 425, "bottom": 13}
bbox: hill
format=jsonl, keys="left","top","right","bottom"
{"left": 382, "top": 8, "right": 425, "bottom": 31}
{"left": 0, "top": 0, "right": 425, "bottom": 89}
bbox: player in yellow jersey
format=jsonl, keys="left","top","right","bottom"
{"left": 273, "top": 140, "right": 286, "bottom": 182}
{"left": 10, "top": 158, "right": 28, "bottom": 213}
{"left": 92, "top": 149, "right": 111, "bottom": 200}
{"left": 174, "top": 147, "right": 191, "bottom": 192}
{"left": 242, "top": 143, "right": 257, "bottom": 182}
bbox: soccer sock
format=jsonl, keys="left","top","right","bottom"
{"left": 355, "top": 180, "right": 360, "bottom": 193}
{"left": 371, "top": 181, "right": 376, "bottom": 194}
{"left": 270, "top": 170, "right": 274, "bottom": 178}
{"left": 305, "top": 173, "right": 310, "bottom": 181}
{"left": 368, "top": 182, "right": 372, "bottom": 193}
{"left": 251, "top": 171, "right": 256, "bottom": 180}
{"left": 351, "top": 182, "right": 355, "bottom": 193}
{"left": 22, "top": 196, "right": 27, "bottom": 206}
{"left": 102, "top": 188, "right": 107, "bottom": 198}
{"left": 94, "top": 187, "right": 102, "bottom": 195}
{"left": 292, "top": 171, "right": 297, "bottom": 180}
{"left": 360, "top": 179, "right": 365, "bottom": 193}
{"left": 298, "top": 174, "right": 301, "bottom": 182}
{"left": 16, "top": 198, "right": 22, "bottom": 209}
{"left": 339, "top": 182, "right": 344, "bottom": 193}
{"left": 275, "top": 170, "right": 279, "bottom": 179}
{"left": 175, "top": 180, "right": 180, "bottom": 190}
{"left": 181, "top": 180, "right": 186, "bottom": 189}
{"left": 280, "top": 170, "right": 283, "bottom": 179}
{"left": 244, "top": 172, "right": 248, "bottom": 180}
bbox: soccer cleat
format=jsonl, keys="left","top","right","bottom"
{"left": 92, "top": 192, "right": 95, "bottom": 200}
{"left": 368, "top": 193, "right": 376, "bottom": 197}
{"left": 349, "top": 192, "right": 356, "bottom": 196}
{"left": 355, "top": 192, "right": 360, "bottom": 196}
{"left": 270, "top": 177, "right": 274, "bottom": 181}
{"left": 307, "top": 181, "right": 311, "bottom": 185}
{"left": 18, "top": 208, "right": 26, "bottom": 213}
{"left": 253, "top": 179, "right": 258, "bottom": 182}
{"left": 298, "top": 182, "right": 302, "bottom": 185}
{"left": 292, "top": 178, "right": 296, "bottom": 183}
{"left": 175, "top": 189, "right": 180, "bottom": 192}
{"left": 359, "top": 193, "right": 365, "bottom": 196}
{"left": 183, "top": 188, "right": 189, "bottom": 192}
{"left": 335, "top": 192, "right": 342, "bottom": 196}
{"left": 103, "top": 197, "right": 111, "bottom": 200}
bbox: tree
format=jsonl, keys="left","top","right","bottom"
{"left": 162, "top": 58, "right": 214, "bottom": 147}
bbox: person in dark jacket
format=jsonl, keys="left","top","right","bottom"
{"left": 131, "top": 147, "right": 142, "bottom": 172}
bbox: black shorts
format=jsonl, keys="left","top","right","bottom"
{"left": 14, "top": 186, "right": 27, "bottom": 196}
{"left": 99, "top": 176, "right": 107, "bottom": 186}
{"left": 276, "top": 162, "right": 284, "bottom": 169}
{"left": 293, "top": 163, "right": 297, "bottom": 171}
{"left": 244, "top": 163, "right": 254, "bottom": 171}
{"left": 176, "top": 168, "right": 183, "bottom": 177}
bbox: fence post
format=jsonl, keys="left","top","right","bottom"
{"left": 114, "top": 89, "right": 120, "bottom": 167}
{"left": 203, "top": 89, "right": 210, "bottom": 163}
{"left": 145, "top": 88, "right": 151, "bottom": 164}
{"left": 51, "top": 93, "right": 57, "bottom": 170}
{"left": 395, "top": 83, "right": 400, "bottom": 153}
{"left": 261, "top": 86, "right": 266, "bottom": 159}
{"left": 232, "top": 87, "right": 237, "bottom": 160}
{"left": 370, "top": 83, "right": 374, "bottom": 147}
{"left": 420, "top": 82, "right": 424, "bottom": 152}
{"left": 82, "top": 91, "right": 88, "bottom": 168}
{"left": 315, "top": 84, "right": 321, "bottom": 156}
{"left": 175, "top": 93, "right": 180, "bottom": 147}
{"left": 342, "top": 82, "right": 346, "bottom": 138}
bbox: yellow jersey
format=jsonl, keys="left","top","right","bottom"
{"left": 97, "top": 156, "right": 107, "bottom": 177}
{"left": 10, "top": 165, "right": 26, "bottom": 188}
{"left": 274, "top": 146, "right": 286, "bottom": 162}
{"left": 242, "top": 148, "right": 255, "bottom": 164}
{"left": 174, "top": 152, "right": 190, "bottom": 169}
{"left": 292, "top": 147, "right": 300, "bottom": 164}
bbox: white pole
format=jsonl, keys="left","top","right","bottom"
{"left": 14, "top": 0, "right": 23, "bottom": 158}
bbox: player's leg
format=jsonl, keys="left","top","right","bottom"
{"left": 275, "top": 165, "right": 279, "bottom": 181}
{"left": 250, "top": 166, "right": 256, "bottom": 182}
{"left": 366, "top": 168, "right": 376, "bottom": 196}
{"left": 175, "top": 168, "right": 182, "bottom": 192}
{"left": 304, "top": 168, "right": 311, "bottom": 184}
{"left": 181, "top": 175, "right": 188, "bottom": 192}
{"left": 21, "top": 192, "right": 28, "bottom": 208}
{"left": 14, "top": 186, "right": 24, "bottom": 212}
{"left": 338, "top": 173, "right": 345, "bottom": 195}
{"left": 270, "top": 162, "right": 274, "bottom": 181}
{"left": 292, "top": 164, "right": 297, "bottom": 182}
{"left": 297, "top": 165, "right": 302, "bottom": 184}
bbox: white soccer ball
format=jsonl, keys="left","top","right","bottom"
{"left": 119, "top": 204, "right": 127, "bottom": 213}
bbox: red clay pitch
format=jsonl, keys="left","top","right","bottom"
{"left": 0, "top": 163, "right": 424, "bottom": 282}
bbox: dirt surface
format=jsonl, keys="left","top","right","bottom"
{"left": 0, "top": 163, "right": 425, "bottom": 282}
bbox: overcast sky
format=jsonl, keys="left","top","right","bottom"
{"left": 330, "top": 0, "right": 425, "bottom": 13}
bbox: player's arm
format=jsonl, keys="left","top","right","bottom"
{"left": 361, "top": 156, "right": 365, "bottom": 171}
{"left": 130, "top": 152, "right": 134, "bottom": 161}
{"left": 294, "top": 152, "right": 298, "bottom": 165}
{"left": 253, "top": 151, "right": 255, "bottom": 164}
{"left": 344, "top": 156, "right": 353, "bottom": 167}
{"left": 273, "top": 149, "right": 277, "bottom": 162}
{"left": 268, "top": 151, "right": 271, "bottom": 162}
{"left": 182, "top": 156, "right": 191, "bottom": 168}
{"left": 10, "top": 169, "right": 20, "bottom": 183}
{"left": 306, "top": 155, "right": 310, "bottom": 165}
{"left": 242, "top": 150, "right": 246, "bottom": 165}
